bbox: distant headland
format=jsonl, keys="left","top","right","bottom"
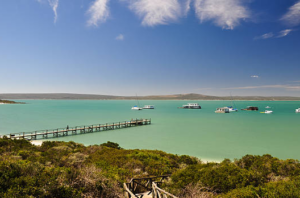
{"left": 0, "top": 93, "right": 300, "bottom": 101}
{"left": 0, "top": 99, "right": 25, "bottom": 104}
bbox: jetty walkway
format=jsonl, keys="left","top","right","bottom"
{"left": 123, "top": 176, "right": 178, "bottom": 198}
{"left": 1, "top": 118, "right": 151, "bottom": 140}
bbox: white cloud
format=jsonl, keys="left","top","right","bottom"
{"left": 87, "top": 0, "right": 110, "bottom": 27}
{"left": 251, "top": 75, "right": 259, "bottom": 78}
{"left": 183, "top": 0, "right": 192, "bottom": 15}
{"left": 115, "top": 34, "right": 124, "bottom": 40}
{"left": 126, "top": 0, "right": 182, "bottom": 26}
{"left": 224, "top": 84, "right": 300, "bottom": 90}
{"left": 254, "top": 32, "right": 273, "bottom": 40}
{"left": 36, "top": 0, "right": 59, "bottom": 23}
{"left": 194, "top": 0, "right": 250, "bottom": 29}
{"left": 277, "top": 29, "right": 293, "bottom": 38}
{"left": 281, "top": 1, "right": 300, "bottom": 26}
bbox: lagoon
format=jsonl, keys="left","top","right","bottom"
{"left": 1, "top": 100, "right": 300, "bottom": 162}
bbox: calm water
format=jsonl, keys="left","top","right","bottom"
{"left": 1, "top": 100, "right": 300, "bottom": 162}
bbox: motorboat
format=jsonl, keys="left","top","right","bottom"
{"left": 265, "top": 106, "right": 271, "bottom": 108}
{"left": 296, "top": 108, "right": 300, "bottom": 113}
{"left": 241, "top": 106, "right": 259, "bottom": 111}
{"left": 178, "top": 103, "right": 201, "bottom": 109}
{"left": 260, "top": 110, "right": 273, "bottom": 114}
{"left": 131, "top": 106, "right": 142, "bottom": 110}
{"left": 215, "top": 107, "right": 230, "bottom": 113}
{"left": 143, "top": 105, "right": 154, "bottom": 109}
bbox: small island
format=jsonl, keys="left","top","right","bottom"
{"left": 0, "top": 99, "right": 25, "bottom": 104}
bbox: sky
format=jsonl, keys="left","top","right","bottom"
{"left": 0, "top": 0, "right": 300, "bottom": 96}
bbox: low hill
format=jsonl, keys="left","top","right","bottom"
{"left": 0, "top": 93, "right": 300, "bottom": 100}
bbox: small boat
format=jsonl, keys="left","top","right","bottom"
{"left": 227, "top": 106, "right": 238, "bottom": 112}
{"left": 265, "top": 106, "right": 271, "bottom": 108}
{"left": 131, "top": 106, "right": 142, "bottom": 110}
{"left": 143, "top": 105, "right": 154, "bottom": 109}
{"left": 260, "top": 110, "right": 273, "bottom": 114}
{"left": 215, "top": 107, "right": 230, "bottom": 113}
{"left": 178, "top": 103, "right": 201, "bottom": 109}
{"left": 296, "top": 108, "right": 300, "bottom": 113}
{"left": 132, "top": 94, "right": 142, "bottom": 110}
{"left": 241, "top": 106, "right": 259, "bottom": 111}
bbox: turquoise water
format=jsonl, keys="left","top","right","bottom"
{"left": 1, "top": 100, "right": 300, "bottom": 162}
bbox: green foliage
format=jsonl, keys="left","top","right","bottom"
{"left": 100, "top": 141, "right": 122, "bottom": 149}
{"left": 2, "top": 138, "right": 300, "bottom": 197}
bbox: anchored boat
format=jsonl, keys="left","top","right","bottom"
{"left": 143, "top": 105, "right": 155, "bottom": 109}
{"left": 178, "top": 103, "right": 201, "bottom": 109}
{"left": 215, "top": 107, "right": 230, "bottom": 113}
{"left": 296, "top": 108, "right": 300, "bottom": 113}
{"left": 241, "top": 106, "right": 259, "bottom": 111}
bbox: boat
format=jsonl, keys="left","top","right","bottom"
{"left": 215, "top": 107, "right": 230, "bottom": 113}
{"left": 265, "top": 106, "right": 271, "bottom": 108}
{"left": 241, "top": 106, "right": 259, "bottom": 111}
{"left": 143, "top": 105, "right": 154, "bottom": 109}
{"left": 227, "top": 106, "right": 238, "bottom": 112}
{"left": 228, "top": 93, "right": 238, "bottom": 112}
{"left": 131, "top": 94, "right": 142, "bottom": 110}
{"left": 296, "top": 108, "right": 300, "bottom": 113}
{"left": 260, "top": 110, "right": 273, "bottom": 114}
{"left": 178, "top": 103, "right": 201, "bottom": 109}
{"left": 131, "top": 106, "right": 142, "bottom": 110}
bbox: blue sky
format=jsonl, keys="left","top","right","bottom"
{"left": 0, "top": 0, "right": 300, "bottom": 96}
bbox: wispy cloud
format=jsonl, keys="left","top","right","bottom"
{"left": 183, "top": 0, "right": 192, "bottom": 16}
{"left": 254, "top": 29, "right": 293, "bottom": 40}
{"left": 87, "top": 0, "right": 110, "bottom": 27}
{"left": 281, "top": 1, "right": 300, "bottom": 26}
{"left": 251, "top": 75, "right": 259, "bottom": 78}
{"left": 254, "top": 32, "right": 274, "bottom": 40}
{"left": 48, "top": 0, "right": 59, "bottom": 23}
{"left": 115, "top": 34, "right": 124, "bottom": 40}
{"left": 126, "top": 0, "right": 182, "bottom": 26}
{"left": 194, "top": 0, "right": 250, "bottom": 29}
{"left": 224, "top": 84, "right": 300, "bottom": 90}
{"left": 277, "top": 29, "right": 293, "bottom": 37}
{"left": 36, "top": 0, "right": 59, "bottom": 23}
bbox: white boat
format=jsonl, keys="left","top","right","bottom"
{"left": 179, "top": 103, "right": 201, "bottom": 109}
{"left": 131, "top": 106, "right": 142, "bottom": 110}
{"left": 215, "top": 107, "right": 230, "bottom": 113}
{"left": 227, "top": 106, "right": 238, "bottom": 112}
{"left": 261, "top": 110, "right": 273, "bottom": 114}
{"left": 143, "top": 105, "right": 154, "bottom": 109}
{"left": 296, "top": 108, "right": 300, "bottom": 113}
{"left": 131, "top": 94, "right": 142, "bottom": 110}
{"left": 265, "top": 106, "right": 271, "bottom": 108}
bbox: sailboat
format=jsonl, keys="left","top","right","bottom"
{"left": 227, "top": 93, "right": 238, "bottom": 112}
{"left": 131, "top": 94, "right": 142, "bottom": 110}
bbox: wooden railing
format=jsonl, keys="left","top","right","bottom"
{"left": 123, "top": 176, "right": 177, "bottom": 198}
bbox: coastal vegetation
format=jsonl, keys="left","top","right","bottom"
{"left": 0, "top": 99, "right": 24, "bottom": 104}
{"left": 1, "top": 138, "right": 300, "bottom": 197}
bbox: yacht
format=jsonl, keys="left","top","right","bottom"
{"left": 227, "top": 106, "right": 238, "bottom": 112}
{"left": 131, "top": 106, "right": 142, "bottom": 110}
{"left": 143, "top": 105, "right": 154, "bottom": 109}
{"left": 296, "top": 108, "right": 300, "bottom": 113}
{"left": 215, "top": 107, "right": 230, "bottom": 113}
{"left": 179, "top": 103, "right": 201, "bottom": 109}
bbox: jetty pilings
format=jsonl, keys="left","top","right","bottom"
{"left": 1, "top": 118, "right": 151, "bottom": 140}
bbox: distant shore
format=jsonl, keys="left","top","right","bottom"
{"left": 1, "top": 93, "right": 300, "bottom": 101}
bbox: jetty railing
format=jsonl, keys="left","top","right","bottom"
{"left": 123, "top": 176, "right": 177, "bottom": 198}
{"left": 1, "top": 118, "right": 151, "bottom": 140}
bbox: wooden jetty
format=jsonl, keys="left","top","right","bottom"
{"left": 1, "top": 118, "right": 151, "bottom": 140}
